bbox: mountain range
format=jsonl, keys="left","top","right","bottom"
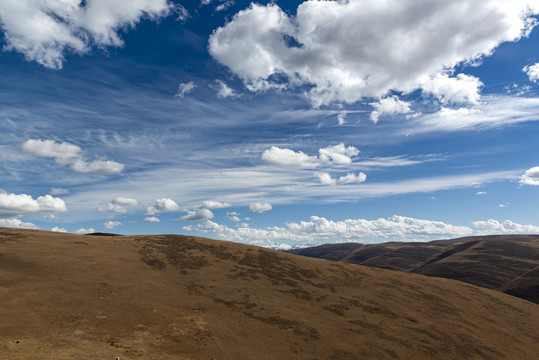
{"left": 288, "top": 235, "right": 539, "bottom": 304}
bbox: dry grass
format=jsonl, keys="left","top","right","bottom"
{"left": 0, "top": 228, "right": 538, "bottom": 359}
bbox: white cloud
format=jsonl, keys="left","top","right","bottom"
{"left": 476, "top": 191, "right": 487, "bottom": 195}
{"left": 0, "top": 192, "right": 67, "bottom": 217}
{"left": 523, "top": 63, "right": 539, "bottom": 82}
{"left": 226, "top": 211, "right": 240, "bottom": 216}
{"left": 104, "top": 221, "right": 122, "bottom": 230}
{"left": 51, "top": 226, "right": 67, "bottom": 233}
{"left": 209, "top": 1, "right": 538, "bottom": 106}
{"left": 175, "top": 81, "right": 196, "bottom": 99}
{"left": 421, "top": 73, "right": 482, "bottom": 105}
{"left": 183, "top": 215, "right": 473, "bottom": 244}
{"left": 215, "top": 1, "right": 234, "bottom": 12}
{"left": 261, "top": 146, "right": 320, "bottom": 167}
{"left": 498, "top": 203, "right": 508, "bottom": 208}
{"left": 337, "top": 112, "right": 346, "bottom": 126}
{"left": 354, "top": 155, "right": 438, "bottom": 169}
{"left": 370, "top": 96, "right": 412, "bottom": 123}
{"left": 0, "top": 218, "right": 39, "bottom": 229}
{"left": 50, "top": 187, "right": 70, "bottom": 195}
{"left": 229, "top": 215, "right": 240, "bottom": 222}
{"left": 194, "top": 200, "right": 231, "bottom": 209}
{"left": 407, "top": 96, "right": 539, "bottom": 133}
{"left": 98, "top": 197, "right": 138, "bottom": 213}
{"left": 249, "top": 202, "right": 272, "bottom": 213}
{"left": 318, "top": 143, "right": 360, "bottom": 164}
{"left": 145, "top": 198, "right": 180, "bottom": 215}
{"left": 262, "top": 143, "right": 359, "bottom": 167}
{"left": 210, "top": 79, "right": 239, "bottom": 98}
{"left": 180, "top": 209, "right": 214, "bottom": 221}
{"left": 144, "top": 216, "right": 160, "bottom": 223}
{"left": 21, "top": 139, "right": 124, "bottom": 175}
{"left": 519, "top": 166, "right": 539, "bottom": 185}
{"left": 43, "top": 214, "right": 59, "bottom": 220}
{"left": 473, "top": 219, "right": 539, "bottom": 234}
{"left": 70, "top": 159, "right": 125, "bottom": 175}
{"left": 317, "top": 172, "right": 366, "bottom": 186}
{"left": 76, "top": 227, "right": 95, "bottom": 234}
{"left": 0, "top": 0, "right": 172, "bottom": 69}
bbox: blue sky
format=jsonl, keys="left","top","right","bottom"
{"left": 2, "top": 0, "right": 539, "bottom": 249}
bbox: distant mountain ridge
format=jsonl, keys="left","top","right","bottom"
{"left": 288, "top": 235, "right": 539, "bottom": 304}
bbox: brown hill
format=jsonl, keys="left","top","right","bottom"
{"left": 289, "top": 235, "right": 539, "bottom": 303}
{"left": 498, "top": 265, "right": 539, "bottom": 304}
{"left": 1, "top": 228, "right": 538, "bottom": 359}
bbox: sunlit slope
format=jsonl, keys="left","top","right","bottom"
{"left": 0, "top": 228, "right": 538, "bottom": 359}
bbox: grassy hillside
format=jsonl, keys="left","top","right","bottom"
{"left": 1, "top": 229, "right": 538, "bottom": 359}
{"left": 290, "top": 235, "right": 539, "bottom": 304}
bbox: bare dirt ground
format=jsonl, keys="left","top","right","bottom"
{"left": 1, "top": 228, "right": 538, "bottom": 359}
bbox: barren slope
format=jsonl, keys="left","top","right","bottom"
{"left": 290, "top": 235, "right": 539, "bottom": 303}
{"left": 1, "top": 228, "right": 538, "bottom": 359}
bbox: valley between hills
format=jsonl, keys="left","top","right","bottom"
{"left": 0, "top": 228, "right": 538, "bottom": 359}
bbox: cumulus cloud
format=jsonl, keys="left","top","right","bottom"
{"left": 145, "top": 198, "right": 180, "bottom": 215}
{"left": 262, "top": 146, "right": 320, "bottom": 167}
{"left": 175, "top": 81, "right": 196, "bottom": 98}
{"left": 180, "top": 209, "right": 214, "bottom": 221}
{"left": 0, "top": 0, "right": 172, "bottom": 69}
{"left": 50, "top": 187, "right": 70, "bottom": 195}
{"left": 319, "top": 143, "right": 360, "bottom": 164}
{"left": 0, "top": 192, "right": 67, "bottom": 217}
{"left": 184, "top": 215, "right": 473, "bottom": 244}
{"left": 523, "top": 63, "right": 539, "bottom": 82}
{"left": 144, "top": 216, "right": 160, "bottom": 223}
{"left": 76, "top": 227, "right": 95, "bottom": 234}
{"left": 43, "top": 214, "right": 59, "bottom": 220}
{"left": 98, "top": 197, "right": 138, "bottom": 213}
{"left": 476, "top": 191, "right": 487, "bottom": 195}
{"left": 317, "top": 172, "right": 366, "bottom": 186}
{"left": 104, "top": 221, "right": 121, "bottom": 230}
{"left": 21, "top": 139, "right": 124, "bottom": 175}
{"left": 421, "top": 73, "right": 482, "bottom": 105}
{"left": 473, "top": 219, "right": 539, "bottom": 234}
{"left": 209, "top": 1, "right": 538, "bottom": 106}
{"left": 0, "top": 218, "right": 40, "bottom": 229}
{"left": 210, "top": 79, "right": 239, "bottom": 98}
{"left": 519, "top": 166, "right": 539, "bottom": 185}
{"left": 370, "top": 96, "right": 412, "bottom": 123}
{"left": 262, "top": 143, "right": 359, "bottom": 167}
{"left": 51, "top": 226, "right": 67, "bottom": 233}
{"left": 194, "top": 200, "right": 231, "bottom": 209}
{"left": 249, "top": 202, "right": 272, "bottom": 213}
